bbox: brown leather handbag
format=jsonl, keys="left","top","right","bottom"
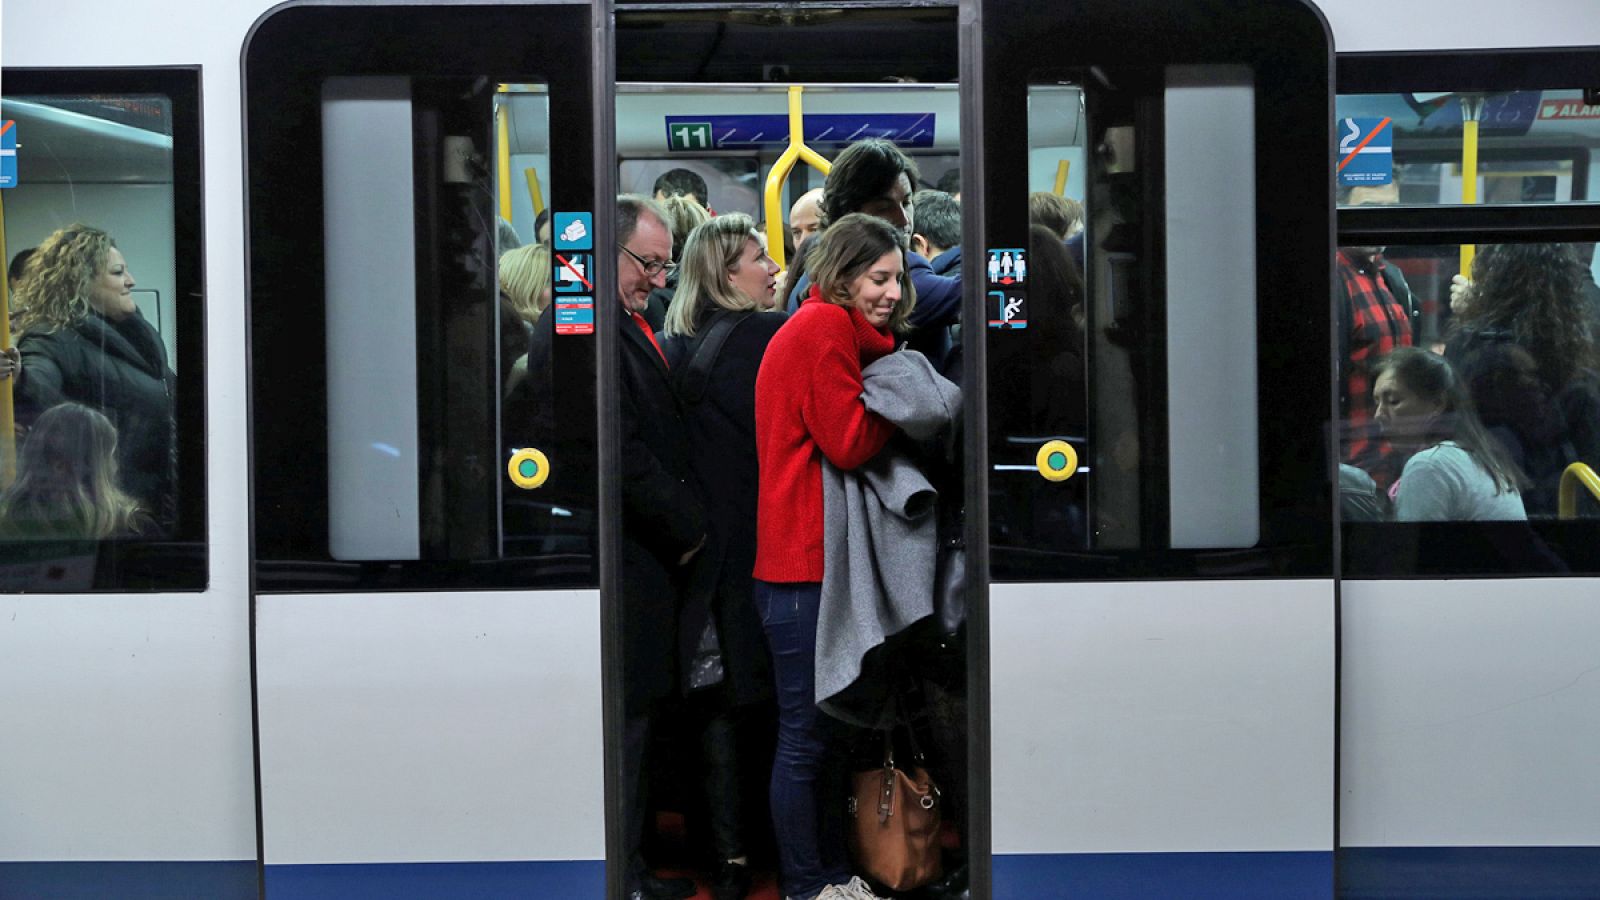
{"left": 847, "top": 730, "right": 943, "bottom": 892}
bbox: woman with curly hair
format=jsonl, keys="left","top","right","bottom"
{"left": 1446, "top": 243, "right": 1600, "bottom": 514}
{"left": 0, "top": 403, "right": 149, "bottom": 539}
{"left": 13, "top": 224, "right": 176, "bottom": 529}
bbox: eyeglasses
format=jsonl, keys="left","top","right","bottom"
{"left": 618, "top": 243, "right": 677, "bottom": 278}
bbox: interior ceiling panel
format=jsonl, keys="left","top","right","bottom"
{"left": 616, "top": 9, "right": 960, "bottom": 84}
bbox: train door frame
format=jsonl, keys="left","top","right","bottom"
{"left": 977, "top": 0, "right": 1336, "bottom": 895}
{"left": 244, "top": 2, "right": 613, "bottom": 894}
{"left": 605, "top": 4, "right": 983, "bottom": 896}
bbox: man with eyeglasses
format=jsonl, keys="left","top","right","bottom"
{"left": 614, "top": 194, "right": 708, "bottom": 900}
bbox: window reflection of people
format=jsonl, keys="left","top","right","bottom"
{"left": 1338, "top": 183, "right": 1417, "bottom": 490}
{"left": 1444, "top": 243, "right": 1600, "bottom": 515}
{"left": 1373, "top": 347, "right": 1525, "bottom": 522}
{"left": 0, "top": 402, "right": 149, "bottom": 539}
{"left": 13, "top": 225, "right": 177, "bottom": 530}
{"left": 753, "top": 214, "right": 913, "bottom": 900}
{"left": 658, "top": 213, "right": 784, "bottom": 900}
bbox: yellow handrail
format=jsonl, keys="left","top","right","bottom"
{"left": 763, "top": 86, "right": 832, "bottom": 271}
{"left": 1459, "top": 95, "right": 1481, "bottom": 282}
{"left": 525, "top": 166, "right": 545, "bottom": 218}
{"left": 1053, "top": 159, "right": 1070, "bottom": 197}
{"left": 1558, "top": 462, "right": 1600, "bottom": 520}
{"left": 496, "top": 99, "right": 513, "bottom": 222}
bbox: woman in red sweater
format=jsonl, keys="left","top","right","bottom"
{"left": 752, "top": 213, "right": 915, "bottom": 900}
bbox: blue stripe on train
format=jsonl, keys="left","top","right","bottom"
{"left": 1337, "top": 846, "right": 1600, "bottom": 899}
{"left": 0, "top": 861, "right": 258, "bottom": 899}
{"left": 263, "top": 860, "right": 606, "bottom": 898}
{"left": 994, "top": 851, "right": 1334, "bottom": 899}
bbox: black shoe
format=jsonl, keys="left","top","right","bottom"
{"left": 712, "top": 861, "right": 753, "bottom": 900}
{"left": 638, "top": 873, "right": 696, "bottom": 900}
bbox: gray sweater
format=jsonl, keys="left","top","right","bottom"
{"left": 816, "top": 350, "right": 961, "bottom": 727}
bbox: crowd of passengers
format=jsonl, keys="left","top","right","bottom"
{"left": 0, "top": 225, "right": 176, "bottom": 540}
{"left": 1337, "top": 183, "right": 1600, "bottom": 523}
{"left": 499, "top": 143, "right": 992, "bottom": 900}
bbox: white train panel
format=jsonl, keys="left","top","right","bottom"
{"left": 1341, "top": 578, "right": 1600, "bottom": 847}
{"left": 255, "top": 589, "right": 605, "bottom": 865}
{"left": 990, "top": 579, "right": 1336, "bottom": 854}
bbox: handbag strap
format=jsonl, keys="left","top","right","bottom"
{"left": 674, "top": 310, "right": 745, "bottom": 404}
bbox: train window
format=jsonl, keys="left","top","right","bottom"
{"left": 619, "top": 157, "right": 761, "bottom": 218}
{"left": 0, "top": 69, "right": 206, "bottom": 591}
{"left": 986, "top": 65, "right": 1330, "bottom": 580}
{"left": 1335, "top": 89, "right": 1598, "bottom": 208}
{"left": 1337, "top": 51, "right": 1600, "bottom": 578}
{"left": 246, "top": 4, "right": 600, "bottom": 591}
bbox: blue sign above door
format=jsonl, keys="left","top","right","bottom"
{"left": 664, "top": 113, "right": 936, "bottom": 151}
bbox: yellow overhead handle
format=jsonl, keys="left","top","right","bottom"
{"left": 1558, "top": 462, "right": 1600, "bottom": 520}
{"left": 1459, "top": 95, "right": 1482, "bottom": 283}
{"left": 764, "top": 86, "right": 832, "bottom": 271}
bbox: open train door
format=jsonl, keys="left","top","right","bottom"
{"left": 968, "top": 0, "right": 1340, "bottom": 895}
{"left": 244, "top": 2, "right": 613, "bottom": 895}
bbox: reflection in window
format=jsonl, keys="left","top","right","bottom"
{"left": 1335, "top": 90, "right": 1600, "bottom": 207}
{"left": 1337, "top": 241, "right": 1600, "bottom": 521}
{"left": 1, "top": 94, "right": 181, "bottom": 542}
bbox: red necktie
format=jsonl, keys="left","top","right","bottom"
{"left": 631, "top": 311, "right": 668, "bottom": 367}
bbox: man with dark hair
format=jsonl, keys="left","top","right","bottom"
{"left": 911, "top": 189, "right": 961, "bottom": 276}
{"left": 1337, "top": 181, "right": 1417, "bottom": 488}
{"left": 935, "top": 167, "right": 961, "bottom": 199}
{"left": 652, "top": 167, "right": 710, "bottom": 211}
{"left": 788, "top": 139, "right": 963, "bottom": 370}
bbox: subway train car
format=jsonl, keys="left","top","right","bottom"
{"left": 2, "top": 1, "right": 1600, "bottom": 898}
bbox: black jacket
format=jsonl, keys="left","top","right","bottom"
{"left": 660, "top": 309, "right": 786, "bottom": 706}
{"left": 619, "top": 311, "right": 707, "bottom": 710}
{"left": 17, "top": 311, "right": 177, "bottom": 527}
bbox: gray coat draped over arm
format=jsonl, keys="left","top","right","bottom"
{"left": 816, "top": 349, "right": 961, "bottom": 727}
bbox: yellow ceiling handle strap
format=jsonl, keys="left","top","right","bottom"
{"left": 763, "top": 85, "right": 832, "bottom": 272}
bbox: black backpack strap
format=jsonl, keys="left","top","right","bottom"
{"left": 674, "top": 310, "right": 745, "bottom": 404}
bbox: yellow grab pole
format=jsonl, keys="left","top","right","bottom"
{"left": 524, "top": 167, "right": 545, "bottom": 218}
{"left": 763, "top": 86, "right": 832, "bottom": 271}
{"left": 496, "top": 99, "right": 513, "bottom": 222}
{"left": 1558, "top": 462, "right": 1600, "bottom": 520}
{"left": 1053, "top": 159, "right": 1071, "bottom": 196}
{"left": 0, "top": 191, "right": 14, "bottom": 487}
{"left": 1459, "top": 97, "right": 1482, "bottom": 279}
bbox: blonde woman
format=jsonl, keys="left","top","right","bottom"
{"left": 0, "top": 402, "right": 149, "bottom": 539}
{"left": 14, "top": 224, "right": 176, "bottom": 527}
{"left": 657, "top": 212, "right": 783, "bottom": 900}
{"left": 498, "top": 242, "right": 552, "bottom": 406}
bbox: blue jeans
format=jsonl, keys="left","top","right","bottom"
{"left": 754, "top": 580, "right": 849, "bottom": 900}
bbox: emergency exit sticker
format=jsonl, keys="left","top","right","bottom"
{"left": 0, "top": 122, "right": 16, "bottom": 189}
{"left": 1338, "top": 117, "right": 1393, "bottom": 186}
{"left": 988, "top": 290, "right": 1027, "bottom": 329}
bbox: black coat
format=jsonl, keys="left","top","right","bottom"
{"left": 660, "top": 309, "right": 786, "bottom": 707}
{"left": 16, "top": 311, "right": 177, "bottom": 526}
{"left": 619, "top": 312, "right": 707, "bottom": 711}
